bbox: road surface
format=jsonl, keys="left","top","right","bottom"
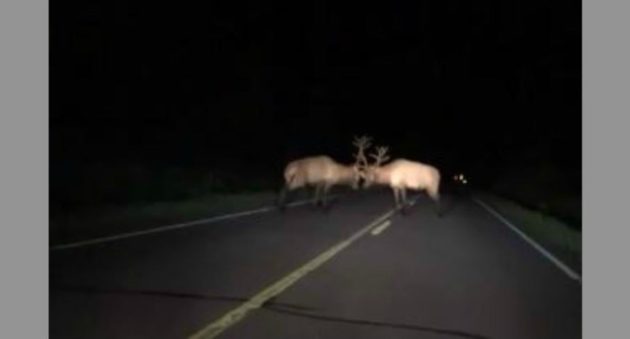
{"left": 50, "top": 190, "right": 581, "bottom": 339}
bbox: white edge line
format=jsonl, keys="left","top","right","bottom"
{"left": 472, "top": 196, "right": 582, "bottom": 283}
{"left": 50, "top": 195, "right": 338, "bottom": 251}
{"left": 187, "top": 207, "right": 397, "bottom": 339}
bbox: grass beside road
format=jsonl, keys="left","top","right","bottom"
{"left": 475, "top": 191, "right": 582, "bottom": 273}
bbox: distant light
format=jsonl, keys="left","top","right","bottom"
{"left": 462, "top": 179, "right": 468, "bottom": 184}
{"left": 459, "top": 174, "right": 464, "bottom": 180}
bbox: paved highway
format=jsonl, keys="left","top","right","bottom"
{"left": 50, "top": 190, "right": 581, "bottom": 339}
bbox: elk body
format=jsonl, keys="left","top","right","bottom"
{"left": 361, "top": 146, "right": 442, "bottom": 216}
{"left": 277, "top": 136, "right": 372, "bottom": 210}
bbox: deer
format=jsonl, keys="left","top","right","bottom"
{"left": 276, "top": 135, "right": 372, "bottom": 210}
{"left": 360, "top": 145, "right": 443, "bottom": 216}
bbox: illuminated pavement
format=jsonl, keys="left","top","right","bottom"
{"left": 50, "top": 190, "right": 581, "bottom": 339}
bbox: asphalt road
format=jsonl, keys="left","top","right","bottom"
{"left": 50, "top": 190, "right": 581, "bottom": 339}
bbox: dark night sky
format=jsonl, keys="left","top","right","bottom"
{"left": 51, "top": 0, "right": 581, "bottom": 182}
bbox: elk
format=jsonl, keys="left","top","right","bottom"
{"left": 360, "top": 146, "right": 443, "bottom": 216}
{"left": 276, "top": 135, "right": 372, "bottom": 210}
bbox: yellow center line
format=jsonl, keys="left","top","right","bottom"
{"left": 370, "top": 220, "right": 392, "bottom": 236}
{"left": 187, "top": 207, "right": 397, "bottom": 339}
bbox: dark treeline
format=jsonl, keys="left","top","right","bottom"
{"left": 51, "top": 0, "right": 581, "bottom": 225}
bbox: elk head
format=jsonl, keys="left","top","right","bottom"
{"left": 362, "top": 145, "right": 390, "bottom": 189}
{"left": 351, "top": 135, "right": 372, "bottom": 189}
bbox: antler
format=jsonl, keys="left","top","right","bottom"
{"left": 352, "top": 135, "right": 372, "bottom": 167}
{"left": 369, "top": 146, "right": 390, "bottom": 166}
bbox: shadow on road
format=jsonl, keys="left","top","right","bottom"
{"left": 52, "top": 284, "right": 492, "bottom": 339}
{"left": 51, "top": 284, "right": 315, "bottom": 311}
{"left": 265, "top": 303, "right": 492, "bottom": 339}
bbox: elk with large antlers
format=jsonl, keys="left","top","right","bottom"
{"left": 276, "top": 135, "right": 372, "bottom": 210}
{"left": 360, "top": 145, "right": 443, "bottom": 216}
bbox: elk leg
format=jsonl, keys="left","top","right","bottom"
{"left": 435, "top": 195, "right": 443, "bottom": 218}
{"left": 277, "top": 184, "right": 290, "bottom": 211}
{"left": 313, "top": 184, "right": 323, "bottom": 207}
{"left": 321, "top": 184, "right": 332, "bottom": 208}
{"left": 428, "top": 189, "right": 442, "bottom": 217}
{"left": 400, "top": 188, "right": 409, "bottom": 214}
{"left": 393, "top": 188, "right": 400, "bottom": 209}
{"left": 401, "top": 188, "right": 408, "bottom": 206}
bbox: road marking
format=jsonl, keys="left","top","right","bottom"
{"left": 371, "top": 220, "right": 392, "bottom": 236}
{"left": 473, "top": 197, "right": 581, "bottom": 283}
{"left": 187, "top": 207, "right": 397, "bottom": 339}
{"left": 50, "top": 196, "right": 337, "bottom": 251}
